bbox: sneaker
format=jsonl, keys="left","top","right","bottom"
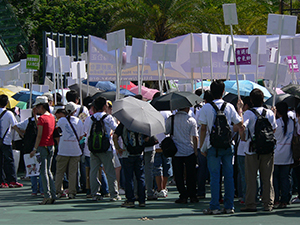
{"left": 110, "top": 195, "right": 122, "bottom": 201}
{"left": 0, "top": 183, "right": 8, "bottom": 188}
{"left": 119, "top": 188, "right": 125, "bottom": 195}
{"left": 175, "top": 198, "right": 187, "bottom": 204}
{"left": 92, "top": 194, "right": 103, "bottom": 201}
{"left": 57, "top": 193, "right": 68, "bottom": 198}
{"left": 273, "top": 202, "right": 280, "bottom": 209}
{"left": 156, "top": 189, "right": 167, "bottom": 198}
{"left": 139, "top": 202, "right": 146, "bottom": 207}
{"left": 121, "top": 200, "right": 135, "bottom": 208}
{"left": 68, "top": 194, "right": 76, "bottom": 199}
{"left": 203, "top": 208, "right": 222, "bottom": 215}
{"left": 147, "top": 195, "right": 158, "bottom": 201}
{"left": 221, "top": 208, "right": 235, "bottom": 214}
{"left": 9, "top": 182, "right": 23, "bottom": 188}
{"left": 291, "top": 196, "right": 300, "bottom": 204}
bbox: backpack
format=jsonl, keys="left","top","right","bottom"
{"left": 210, "top": 102, "right": 232, "bottom": 150}
{"left": 249, "top": 109, "right": 276, "bottom": 155}
{"left": 23, "top": 117, "right": 37, "bottom": 154}
{"left": 88, "top": 114, "right": 110, "bottom": 153}
{"left": 122, "top": 127, "right": 145, "bottom": 155}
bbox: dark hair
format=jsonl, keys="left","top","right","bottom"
{"left": 243, "top": 96, "right": 252, "bottom": 108}
{"left": 195, "top": 88, "right": 202, "bottom": 96}
{"left": 152, "top": 92, "right": 161, "bottom": 100}
{"left": 296, "top": 104, "right": 300, "bottom": 117}
{"left": 66, "top": 90, "right": 78, "bottom": 103}
{"left": 94, "top": 96, "right": 107, "bottom": 111}
{"left": 83, "top": 96, "right": 93, "bottom": 109}
{"left": 250, "top": 89, "right": 264, "bottom": 107}
{"left": 0, "top": 94, "right": 8, "bottom": 107}
{"left": 133, "top": 94, "right": 143, "bottom": 100}
{"left": 276, "top": 101, "right": 289, "bottom": 135}
{"left": 38, "top": 103, "right": 50, "bottom": 112}
{"left": 203, "top": 90, "right": 214, "bottom": 103}
{"left": 54, "top": 93, "right": 62, "bottom": 103}
{"left": 55, "top": 108, "right": 67, "bottom": 115}
{"left": 210, "top": 80, "right": 225, "bottom": 99}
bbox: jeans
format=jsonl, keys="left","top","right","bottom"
{"left": 172, "top": 153, "right": 197, "bottom": 199}
{"left": 207, "top": 147, "right": 234, "bottom": 210}
{"left": 144, "top": 150, "right": 155, "bottom": 197}
{"left": 273, "top": 165, "right": 292, "bottom": 203}
{"left": 123, "top": 155, "right": 145, "bottom": 203}
{"left": 31, "top": 175, "right": 43, "bottom": 194}
{"left": 0, "top": 144, "right": 17, "bottom": 183}
{"left": 197, "top": 149, "right": 208, "bottom": 197}
{"left": 237, "top": 155, "right": 246, "bottom": 201}
{"left": 39, "top": 146, "right": 56, "bottom": 199}
{"left": 100, "top": 168, "right": 109, "bottom": 195}
{"left": 153, "top": 152, "right": 173, "bottom": 177}
{"left": 78, "top": 155, "right": 86, "bottom": 191}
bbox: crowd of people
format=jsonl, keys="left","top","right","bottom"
{"left": 0, "top": 80, "right": 299, "bottom": 215}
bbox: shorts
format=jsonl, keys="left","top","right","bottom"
{"left": 113, "top": 152, "right": 121, "bottom": 168}
{"left": 153, "top": 152, "right": 173, "bottom": 177}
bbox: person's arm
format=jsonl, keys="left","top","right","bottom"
{"left": 113, "top": 133, "right": 124, "bottom": 154}
{"left": 200, "top": 124, "right": 207, "bottom": 156}
{"left": 30, "top": 125, "right": 43, "bottom": 158}
{"left": 193, "top": 136, "right": 198, "bottom": 156}
{"left": 12, "top": 125, "right": 24, "bottom": 138}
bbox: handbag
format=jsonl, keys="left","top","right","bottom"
{"left": 160, "top": 115, "right": 177, "bottom": 158}
{"left": 66, "top": 116, "right": 84, "bottom": 154}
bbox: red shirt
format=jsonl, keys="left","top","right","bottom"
{"left": 37, "top": 114, "right": 55, "bottom": 146}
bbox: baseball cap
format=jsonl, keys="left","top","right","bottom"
{"left": 65, "top": 102, "right": 77, "bottom": 114}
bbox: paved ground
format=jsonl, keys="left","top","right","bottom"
{"left": 0, "top": 178, "right": 299, "bottom": 225}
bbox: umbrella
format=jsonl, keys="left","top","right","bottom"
{"left": 223, "top": 93, "right": 240, "bottom": 106}
{"left": 265, "top": 87, "right": 285, "bottom": 95}
{"left": 281, "top": 84, "right": 300, "bottom": 97}
{"left": 16, "top": 101, "right": 27, "bottom": 109}
{"left": 0, "top": 88, "right": 19, "bottom": 108}
{"left": 12, "top": 90, "right": 43, "bottom": 103}
{"left": 224, "top": 80, "right": 271, "bottom": 100}
{"left": 121, "top": 82, "right": 136, "bottom": 90}
{"left": 265, "top": 93, "right": 300, "bottom": 109}
{"left": 3, "top": 85, "right": 29, "bottom": 93}
{"left": 130, "top": 86, "right": 159, "bottom": 100}
{"left": 95, "top": 81, "right": 116, "bottom": 91}
{"left": 68, "top": 83, "right": 104, "bottom": 98}
{"left": 92, "top": 91, "right": 125, "bottom": 101}
{"left": 151, "top": 91, "right": 202, "bottom": 111}
{"left": 112, "top": 96, "right": 165, "bottom": 136}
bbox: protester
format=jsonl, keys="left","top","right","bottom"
{"left": 84, "top": 96, "right": 120, "bottom": 201}
{"left": 30, "top": 96, "right": 56, "bottom": 205}
{"left": 273, "top": 102, "right": 294, "bottom": 208}
{"left": 43, "top": 92, "right": 54, "bottom": 114}
{"left": 292, "top": 105, "right": 300, "bottom": 204}
{"left": 0, "top": 94, "right": 23, "bottom": 188}
{"left": 55, "top": 102, "right": 84, "bottom": 199}
{"left": 165, "top": 106, "right": 198, "bottom": 204}
{"left": 199, "top": 80, "right": 244, "bottom": 214}
{"left": 240, "top": 88, "right": 277, "bottom": 212}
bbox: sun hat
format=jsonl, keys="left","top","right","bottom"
{"left": 33, "top": 96, "right": 48, "bottom": 106}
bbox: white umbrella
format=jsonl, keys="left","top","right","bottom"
{"left": 3, "top": 85, "right": 29, "bottom": 93}
{"left": 112, "top": 96, "right": 165, "bottom": 136}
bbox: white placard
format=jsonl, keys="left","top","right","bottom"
{"left": 20, "top": 59, "right": 28, "bottom": 73}
{"left": 32, "top": 84, "right": 41, "bottom": 92}
{"left": 106, "top": 29, "right": 125, "bottom": 51}
{"left": 126, "top": 46, "right": 132, "bottom": 64}
{"left": 41, "top": 85, "right": 49, "bottom": 93}
{"left": 248, "top": 36, "right": 267, "bottom": 54}
{"left": 223, "top": 4, "right": 238, "bottom": 25}
{"left": 221, "top": 36, "right": 231, "bottom": 51}
{"left": 20, "top": 73, "right": 32, "bottom": 84}
{"left": 131, "top": 38, "right": 146, "bottom": 58}
{"left": 202, "top": 33, "right": 218, "bottom": 53}
{"left": 47, "top": 38, "right": 56, "bottom": 57}
{"left": 280, "top": 37, "right": 300, "bottom": 56}
{"left": 264, "top": 62, "right": 288, "bottom": 84}
{"left": 56, "top": 48, "right": 66, "bottom": 56}
{"left": 190, "top": 52, "right": 210, "bottom": 68}
{"left": 152, "top": 43, "right": 178, "bottom": 62}
{"left": 270, "top": 47, "right": 281, "bottom": 63}
{"left": 223, "top": 43, "right": 236, "bottom": 62}
{"left": 59, "top": 56, "right": 71, "bottom": 73}
{"left": 81, "top": 52, "right": 88, "bottom": 62}
{"left": 20, "top": 109, "right": 32, "bottom": 122}
{"left": 24, "top": 153, "right": 40, "bottom": 177}
{"left": 267, "top": 14, "right": 297, "bottom": 35}
{"left": 71, "top": 61, "right": 86, "bottom": 79}
{"left": 44, "top": 76, "right": 54, "bottom": 91}
{"left": 67, "top": 77, "right": 77, "bottom": 86}
{"left": 251, "top": 54, "right": 268, "bottom": 66}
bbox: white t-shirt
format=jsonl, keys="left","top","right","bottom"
{"left": 155, "top": 110, "right": 172, "bottom": 149}
{"left": 243, "top": 107, "right": 277, "bottom": 155}
{"left": 199, "top": 99, "right": 242, "bottom": 150}
{"left": 57, "top": 116, "right": 84, "bottom": 156}
{"left": 274, "top": 117, "right": 294, "bottom": 165}
{"left": 0, "top": 108, "right": 17, "bottom": 145}
{"left": 84, "top": 112, "right": 117, "bottom": 153}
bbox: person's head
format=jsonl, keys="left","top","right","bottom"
{"left": 43, "top": 92, "right": 54, "bottom": 106}
{"left": 210, "top": 80, "right": 225, "bottom": 99}
{"left": 0, "top": 94, "right": 8, "bottom": 108}
{"left": 250, "top": 88, "right": 264, "bottom": 107}
{"left": 203, "top": 90, "right": 214, "bottom": 103}
{"left": 83, "top": 96, "right": 93, "bottom": 109}
{"left": 243, "top": 96, "right": 252, "bottom": 112}
{"left": 106, "top": 100, "right": 113, "bottom": 114}
{"left": 65, "top": 102, "right": 77, "bottom": 116}
{"left": 195, "top": 88, "right": 202, "bottom": 97}
{"left": 54, "top": 93, "right": 62, "bottom": 103}
{"left": 66, "top": 90, "right": 79, "bottom": 104}
{"left": 55, "top": 108, "right": 67, "bottom": 119}
{"left": 296, "top": 104, "right": 300, "bottom": 118}
{"left": 152, "top": 92, "right": 161, "bottom": 100}
{"left": 91, "top": 96, "right": 107, "bottom": 112}
{"left": 33, "top": 96, "right": 50, "bottom": 115}
{"left": 179, "top": 107, "right": 190, "bottom": 113}
{"left": 276, "top": 101, "right": 288, "bottom": 118}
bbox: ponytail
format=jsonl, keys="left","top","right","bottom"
{"left": 275, "top": 102, "right": 289, "bottom": 135}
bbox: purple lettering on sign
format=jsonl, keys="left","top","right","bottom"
{"left": 235, "top": 47, "right": 251, "bottom": 65}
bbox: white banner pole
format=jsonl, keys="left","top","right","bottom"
{"left": 230, "top": 24, "right": 240, "bottom": 99}
{"left": 140, "top": 41, "right": 147, "bottom": 93}
{"left": 78, "top": 63, "right": 83, "bottom": 105}
{"left": 29, "top": 70, "right": 33, "bottom": 108}
{"left": 157, "top": 62, "right": 162, "bottom": 93}
{"left": 137, "top": 58, "right": 141, "bottom": 94}
{"left": 190, "top": 33, "right": 194, "bottom": 91}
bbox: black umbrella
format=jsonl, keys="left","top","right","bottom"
{"left": 91, "top": 91, "right": 125, "bottom": 102}
{"left": 281, "top": 84, "right": 300, "bottom": 97}
{"left": 68, "top": 83, "right": 104, "bottom": 98}
{"left": 223, "top": 93, "right": 247, "bottom": 108}
{"left": 151, "top": 91, "right": 202, "bottom": 111}
{"left": 264, "top": 93, "right": 300, "bottom": 109}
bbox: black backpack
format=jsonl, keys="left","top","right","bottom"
{"left": 210, "top": 102, "right": 232, "bottom": 150}
{"left": 122, "top": 127, "right": 145, "bottom": 155}
{"left": 88, "top": 114, "right": 110, "bottom": 153}
{"left": 249, "top": 109, "right": 276, "bottom": 155}
{"left": 23, "top": 117, "right": 37, "bottom": 154}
